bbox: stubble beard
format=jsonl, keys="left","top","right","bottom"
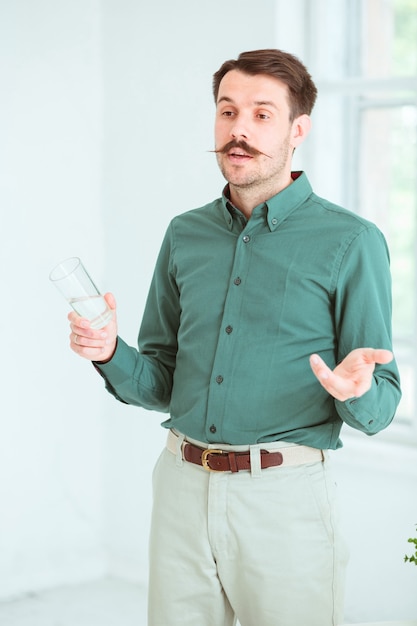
{"left": 217, "top": 136, "right": 292, "bottom": 192}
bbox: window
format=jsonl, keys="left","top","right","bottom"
{"left": 305, "top": 0, "right": 417, "bottom": 442}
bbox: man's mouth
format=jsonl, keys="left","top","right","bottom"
{"left": 229, "top": 149, "right": 252, "bottom": 159}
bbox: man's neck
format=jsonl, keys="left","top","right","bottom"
{"left": 228, "top": 175, "right": 294, "bottom": 219}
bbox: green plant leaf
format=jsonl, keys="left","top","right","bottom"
{"left": 404, "top": 524, "right": 417, "bottom": 566}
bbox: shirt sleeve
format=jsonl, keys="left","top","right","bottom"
{"left": 332, "top": 224, "right": 401, "bottom": 434}
{"left": 94, "top": 223, "right": 179, "bottom": 412}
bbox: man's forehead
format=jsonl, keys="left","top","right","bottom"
{"left": 217, "top": 70, "right": 289, "bottom": 104}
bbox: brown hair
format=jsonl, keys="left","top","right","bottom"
{"left": 212, "top": 49, "right": 317, "bottom": 121}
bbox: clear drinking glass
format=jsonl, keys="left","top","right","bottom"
{"left": 49, "top": 257, "right": 113, "bottom": 329}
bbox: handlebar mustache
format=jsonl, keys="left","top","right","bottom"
{"left": 209, "top": 140, "right": 272, "bottom": 158}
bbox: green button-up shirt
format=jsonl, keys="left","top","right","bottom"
{"left": 97, "top": 171, "right": 401, "bottom": 449}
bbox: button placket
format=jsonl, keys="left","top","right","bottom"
{"left": 205, "top": 228, "right": 253, "bottom": 441}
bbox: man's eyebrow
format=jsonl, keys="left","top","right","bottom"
{"left": 217, "top": 96, "right": 278, "bottom": 109}
{"left": 217, "top": 96, "right": 234, "bottom": 105}
{"left": 254, "top": 100, "right": 278, "bottom": 109}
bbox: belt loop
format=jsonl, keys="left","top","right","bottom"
{"left": 249, "top": 445, "right": 262, "bottom": 478}
{"left": 175, "top": 431, "right": 185, "bottom": 467}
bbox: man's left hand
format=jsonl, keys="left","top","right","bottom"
{"left": 309, "top": 348, "right": 393, "bottom": 402}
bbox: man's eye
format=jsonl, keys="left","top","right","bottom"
{"left": 257, "top": 113, "right": 270, "bottom": 120}
{"left": 222, "top": 111, "right": 235, "bottom": 117}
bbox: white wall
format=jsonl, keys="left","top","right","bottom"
{"left": 331, "top": 434, "right": 417, "bottom": 622}
{"left": 0, "top": 0, "right": 107, "bottom": 598}
{"left": 1, "top": 0, "right": 416, "bottom": 622}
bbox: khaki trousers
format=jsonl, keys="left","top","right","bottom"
{"left": 148, "top": 433, "right": 348, "bottom": 626}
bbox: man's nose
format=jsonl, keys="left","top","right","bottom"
{"left": 230, "top": 115, "right": 250, "bottom": 140}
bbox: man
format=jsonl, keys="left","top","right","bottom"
{"left": 69, "top": 49, "right": 401, "bottom": 626}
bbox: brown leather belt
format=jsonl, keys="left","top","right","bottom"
{"left": 183, "top": 442, "right": 284, "bottom": 472}
{"left": 167, "top": 430, "right": 324, "bottom": 473}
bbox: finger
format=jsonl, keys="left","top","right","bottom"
{"left": 103, "top": 292, "right": 117, "bottom": 310}
{"left": 309, "top": 354, "right": 331, "bottom": 381}
{"left": 69, "top": 321, "right": 97, "bottom": 342}
{"left": 68, "top": 310, "right": 93, "bottom": 332}
{"left": 70, "top": 342, "right": 110, "bottom": 359}
{"left": 71, "top": 330, "right": 109, "bottom": 348}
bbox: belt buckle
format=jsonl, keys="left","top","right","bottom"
{"left": 201, "top": 448, "right": 225, "bottom": 471}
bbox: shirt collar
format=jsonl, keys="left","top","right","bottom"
{"left": 220, "top": 171, "right": 313, "bottom": 232}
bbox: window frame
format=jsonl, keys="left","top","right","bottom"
{"left": 301, "top": 0, "right": 417, "bottom": 443}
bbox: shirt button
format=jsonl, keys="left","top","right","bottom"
{"left": 271, "top": 218, "right": 278, "bottom": 225}
{"left": 234, "top": 277, "right": 242, "bottom": 285}
{"left": 225, "top": 325, "right": 233, "bottom": 334}
{"left": 210, "top": 424, "right": 217, "bottom": 434}
{"left": 242, "top": 235, "right": 251, "bottom": 243}
{"left": 215, "top": 375, "right": 224, "bottom": 384}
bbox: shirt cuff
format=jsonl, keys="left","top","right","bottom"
{"left": 335, "top": 378, "right": 385, "bottom": 434}
{"left": 93, "top": 336, "right": 137, "bottom": 385}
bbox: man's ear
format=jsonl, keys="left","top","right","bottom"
{"left": 291, "top": 114, "right": 312, "bottom": 149}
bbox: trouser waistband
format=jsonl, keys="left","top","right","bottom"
{"left": 166, "top": 429, "right": 325, "bottom": 473}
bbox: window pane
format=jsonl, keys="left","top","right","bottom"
{"left": 307, "top": 0, "right": 417, "bottom": 438}
{"left": 359, "top": 104, "right": 417, "bottom": 338}
{"left": 362, "top": 0, "right": 417, "bottom": 77}
{"left": 394, "top": 356, "right": 416, "bottom": 424}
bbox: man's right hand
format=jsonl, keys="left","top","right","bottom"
{"left": 69, "top": 292, "right": 118, "bottom": 363}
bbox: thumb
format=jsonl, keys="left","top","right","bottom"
{"left": 365, "top": 348, "right": 393, "bottom": 365}
{"left": 104, "top": 292, "right": 117, "bottom": 310}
